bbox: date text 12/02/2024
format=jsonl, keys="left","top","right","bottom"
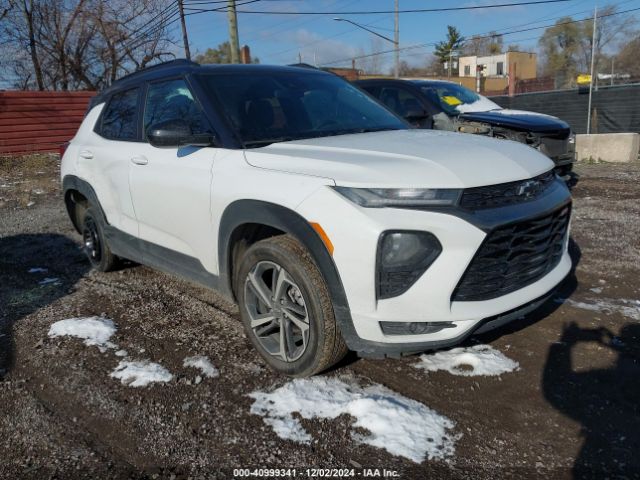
{"left": 232, "top": 468, "right": 401, "bottom": 478}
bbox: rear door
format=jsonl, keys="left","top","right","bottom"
{"left": 128, "top": 77, "right": 218, "bottom": 271}
{"left": 77, "top": 87, "right": 141, "bottom": 238}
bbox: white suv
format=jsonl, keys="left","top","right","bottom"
{"left": 61, "top": 60, "right": 572, "bottom": 376}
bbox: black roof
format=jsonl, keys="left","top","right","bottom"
{"left": 91, "top": 59, "right": 329, "bottom": 106}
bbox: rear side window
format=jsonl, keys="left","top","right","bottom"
{"left": 143, "top": 78, "right": 210, "bottom": 137}
{"left": 99, "top": 88, "right": 140, "bottom": 141}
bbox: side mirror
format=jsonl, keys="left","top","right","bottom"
{"left": 147, "top": 119, "right": 215, "bottom": 148}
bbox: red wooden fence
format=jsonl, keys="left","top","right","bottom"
{"left": 0, "top": 91, "right": 95, "bottom": 155}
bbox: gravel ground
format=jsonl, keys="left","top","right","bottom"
{"left": 1, "top": 155, "right": 639, "bottom": 479}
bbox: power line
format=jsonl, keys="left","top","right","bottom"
{"left": 114, "top": 6, "right": 182, "bottom": 56}
{"left": 319, "top": 4, "right": 640, "bottom": 67}
{"left": 239, "top": 0, "right": 365, "bottom": 45}
{"left": 187, "top": 0, "right": 575, "bottom": 15}
{"left": 260, "top": 16, "right": 393, "bottom": 60}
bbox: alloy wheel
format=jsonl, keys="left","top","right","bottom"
{"left": 244, "top": 260, "right": 310, "bottom": 362}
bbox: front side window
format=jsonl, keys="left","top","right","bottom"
{"left": 197, "top": 72, "right": 407, "bottom": 147}
{"left": 143, "top": 78, "right": 211, "bottom": 137}
{"left": 100, "top": 88, "right": 140, "bottom": 140}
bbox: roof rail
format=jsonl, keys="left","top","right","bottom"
{"left": 115, "top": 58, "right": 199, "bottom": 84}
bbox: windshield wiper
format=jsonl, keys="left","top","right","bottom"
{"left": 316, "top": 127, "right": 401, "bottom": 137}
{"left": 242, "top": 127, "right": 402, "bottom": 147}
{"left": 243, "top": 137, "right": 297, "bottom": 148}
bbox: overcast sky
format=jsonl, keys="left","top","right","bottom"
{"left": 180, "top": 0, "right": 617, "bottom": 72}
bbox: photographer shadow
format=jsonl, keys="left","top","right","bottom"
{"left": 0, "top": 233, "right": 89, "bottom": 379}
{"left": 543, "top": 322, "right": 640, "bottom": 476}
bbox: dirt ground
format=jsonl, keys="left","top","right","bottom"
{"left": 1, "top": 154, "right": 639, "bottom": 479}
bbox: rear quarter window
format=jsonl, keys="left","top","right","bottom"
{"left": 97, "top": 88, "right": 140, "bottom": 141}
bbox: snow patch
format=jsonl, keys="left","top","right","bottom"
{"left": 183, "top": 355, "right": 219, "bottom": 378}
{"left": 414, "top": 345, "right": 519, "bottom": 377}
{"left": 110, "top": 360, "right": 173, "bottom": 387}
{"left": 249, "top": 377, "right": 457, "bottom": 463}
{"left": 454, "top": 95, "right": 501, "bottom": 113}
{"left": 115, "top": 349, "right": 128, "bottom": 357}
{"left": 48, "top": 317, "right": 117, "bottom": 351}
{"left": 28, "top": 267, "right": 48, "bottom": 273}
{"left": 491, "top": 109, "right": 559, "bottom": 119}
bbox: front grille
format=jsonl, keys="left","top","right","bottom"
{"left": 460, "top": 171, "right": 556, "bottom": 210}
{"left": 452, "top": 205, "right": 570, "bottom": 302}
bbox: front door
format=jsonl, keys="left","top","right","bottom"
{"left": 128, "top": 77, "right": 219, "bottom": 272}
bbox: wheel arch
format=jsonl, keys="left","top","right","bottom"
{"left": 218, "top": 200, "right": 359, "bottom": 349}
{"left": 62, "top": 175, "right": 108, "bottom": 233}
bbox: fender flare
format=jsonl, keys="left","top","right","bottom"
{"left": 218, "top": 200, "right": 361, "bottom": 350}
{"left": 62, "top": 175, "right": 109, "bottom": 232}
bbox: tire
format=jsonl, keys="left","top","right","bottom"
{"left": 235, "top": 235, "right": 348, "bottom": 377}
{"left": 81, "top": 207, "right": 118, "bottom": 272}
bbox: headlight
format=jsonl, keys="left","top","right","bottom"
{"left": 333, "top": 187, "right": 461, "bottom": 208}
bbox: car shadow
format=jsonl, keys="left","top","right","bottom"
{"left": 542, "top": 322, "right": 640, "bottom": 475}
{"left": 0, "top": 233, "right": 90, "bottom": 379}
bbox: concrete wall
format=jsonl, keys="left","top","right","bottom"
{"left": 576, "top": 133, "right": 640, "bottom": 163}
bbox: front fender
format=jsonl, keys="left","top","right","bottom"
{"left": 217, "top": 200, "right": 360, "bottom": 350}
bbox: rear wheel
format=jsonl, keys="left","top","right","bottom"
{"left": 81, "top": 208, "right": 118, "bottom": 272}
{"left": 236, "top": 235, "right": 348, "bottom": 377}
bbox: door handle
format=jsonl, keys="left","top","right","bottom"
{"left": 130, "top": 156, "right": 148, "bottom": 165}
{"left": 79, "top": 150, "right": 93, "bottom": 159}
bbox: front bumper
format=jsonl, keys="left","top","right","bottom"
{"left": 351, "top": 287, "right": 559, "bottom": 358}
{"left": 296, "top": 178, "right": 572, "bottom": 354}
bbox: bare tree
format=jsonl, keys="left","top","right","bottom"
{"left": 0, "top": 0, "right": 177, "bottom": 90}
{"left": 356, "top": 37, "right": 384, "bottom": 75}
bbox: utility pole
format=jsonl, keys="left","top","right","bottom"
{"left": 394, "top": 0, "right": 400, "bottom": 78}
{"left": 227, "top": 0, "right": 241, "bottom": 64}
{"left": 587, "top": 5, "right": 597, "bottom": 134}
{"left": 177, "top": 0, "right": 191, "bottom": 60}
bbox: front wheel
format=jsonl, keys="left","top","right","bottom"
{"left": 236, "top": 235, "right": 348, "bottom": 377}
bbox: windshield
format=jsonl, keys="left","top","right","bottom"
{"left": 197, "top": 71, "right": 407, "bottom": 147}
{"left": 417, "top": 82, "right": 502, "bottom": 116}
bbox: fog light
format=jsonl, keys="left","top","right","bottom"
{"left": 380, "top": 321, "right": 455, "bottom": 336}
{"left": 377, "top": 231, "right": 442, "bottom": 299}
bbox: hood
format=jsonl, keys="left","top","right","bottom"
{"left": 459, "top": 109, "right": 571, "bottom": 134}
{"left": 244, "top": 129, "right": 554, "bottom": 189}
